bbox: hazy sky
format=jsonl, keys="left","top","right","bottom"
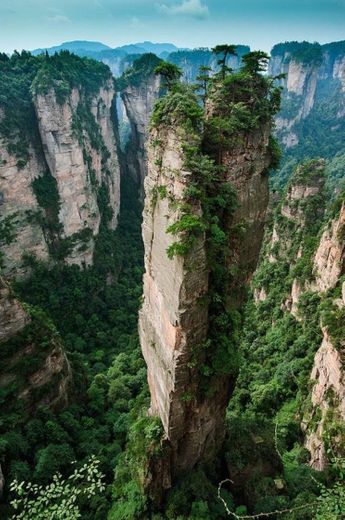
{"left": 1, "top": 0, "right": 344, "bottom": 53}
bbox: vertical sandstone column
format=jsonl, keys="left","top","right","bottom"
{"left": 139, "top": 126, "right": 210, "bottom": 483}
{"left": 139, "top": 121, "right": 273, "bottom": 495}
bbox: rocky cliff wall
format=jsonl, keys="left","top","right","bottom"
{"left": 251, "top": 161, "right": 344, "bottom": 470}
{"left": 121, "top": 73, "right": 161, "bottom": 192}
{"left": 269, "top": 42, "right": 345, "bottom": 153}
{"left": 167, "top": 46, "right": 250, "bottom": 84}
{"left": 139, "top": 126, "right": 210, "bottom": 486}
{"left": 0, "top": 139, "right": 50, "bottom": 278}
{"left": 0, "top": 61, "right": 121, "bottom": 278}
{"left": 34, "top": 80, "right": 120, "bottom": 265}
{"left": 138, "top": 67, "right": 278, "bottom": 497}
{"left": 303, "top": 203, "right": 345, "bottom": 469}
{"left": 0, "top": 277, "right": 70, "bottom": 409}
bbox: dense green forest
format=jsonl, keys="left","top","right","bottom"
{"left": 0, "top": 174, "right": 147, "bottom": 519}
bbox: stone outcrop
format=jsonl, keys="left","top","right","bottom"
{"left": 269, "top": 42, "right": 345, "bottom": 150}
{"left": 122, "top": 74, "right": 161, "bottom": 192}
{"left": 0, "top": 278, "right": 30, "bottom": 343}
{"left": 251, "top": 158, "right": 344, "bottom": 470}
{"left": 313, "top": 202, "right": 345, "bottom": 292}
{"left": 263, "top": 159, "right": 325, "bottom": 277}
{"left": 167, "top": 46, "right": 250, "bottom": 84}
{"left": 0, "top": 141, "right": 50, "bottom": 278}
{"left": 305, "top": 320, "right": 345, "bottom": 470}
{"left": 139, "top": 81, "right": 275, "bottom": 497}
{"left": 303, "top": 204, "right": 345, "bottom": 469}
{"left": 0, "top": 277, "right": 71, "bottom": 409}
{"left": 1, "top": 70, "right": 121, "bottom": 277}
{"left": 220, "top": 129, "right": 271, "bottom": 303}
{"left": 139, "top": 126, "right": 210, "bottom": 487}
{"left": 34, "top": 80, "right": 120, "bottom": 266}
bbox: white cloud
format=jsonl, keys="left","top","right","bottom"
{"left": 157, "top": 0, "right": 209, "bottom": 19}
{"left": 130, "top": 16, "right": 145, "bottom": 28}
{"left": 47, "top": 14, "right": 71, "bottom": 23}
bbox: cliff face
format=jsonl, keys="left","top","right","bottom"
{"left": 168, "top": 46, "right": 250, "bottom": 84}
{"left": 0, "top": 140, "right": 50, "bottom": 278}
{"left": 268, "top": 160, "right": 325, "bottom": 259}
{"left": 221, "top": 128, "right": 271, "bottom": 304}
{"left": 139, "top": 67, "right": 278, "bottom": 497}
{"left": 139, "top": 126, "right": 210, "bottom": 485}
{"left": 244, "top": 160, "right": 344, "bottom": 472}
{"left": 0, "top": 277, "right": 70, "bottom": 409}
{"left": 0, "top": 54, "right": 121, "bottom": 278}
{"left": 122, "top": 75, "right": 161, "bottom": 190}
{"left": 303, "top": 203, "right": 345, "bottom": 469}
{"left": 313, "top": 202, "right": 345, "bottom": 292}
{"left": 34, "top": 81, "right": 120, "bottom": 265}
{"left": 269, "top": 42, "right": 345, "bottom": 156}
{"left": 0, "top": 278, "right": 30, "bottom": 343}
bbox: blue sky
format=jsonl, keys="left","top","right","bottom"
{"left": 1, "top": 0, "right": 344, "bottom": 53}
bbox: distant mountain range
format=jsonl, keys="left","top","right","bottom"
{"left": 31, "top": 40, "right": 112, "bottom": 55}
{"left": 30, "top": 40, "right": 251, "bottom": 78}
{"left": 31, "top": 40, "right": 180, "bottom": 58}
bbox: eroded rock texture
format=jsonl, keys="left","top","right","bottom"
{"left": 0, "top": 141, "right": 49, "bottom": 278}
{"left": 0, "top": 80, "right": 120, "bottom": 276}
{"left": 140, "top": 126, "right": 210, "bottom": 487}
{"left": 139, "top": 110, "right": 273, "bottom": 495}
{"left": 303, "top": 205, "right": 345, "bottom": 469}
{"left": 34, "top": 81, "right": 120, "bottom": 266}
{"left": 0, "top": 277, "right": 70, "bottom": 409}
{"left": 0, "top": 277, "right": 30, "bottom": 343}
{"left": 313, "top": 202, "right": 345, "bottom": 292}
{"left": 269, "top": 43, "right": 345, "bottom": 150}
{"left": 220, "top": 128, "right": 271, "bottom": 305}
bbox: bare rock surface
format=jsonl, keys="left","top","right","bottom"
{"left": 313, "top": 203, "right": 345, "bottom": 292}
{"left": 0, "top": 278, "right": 30, "bottom": 342}
{"left": 139, "top": 110, "right": 272, "bottom": 493}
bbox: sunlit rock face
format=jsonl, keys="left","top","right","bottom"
{"left": 34, "top": 81, "right": 120, "bottom": 265}
{"left": 0, "top": 278, "right": 30, "bottom": 343}
{"left": 0, "top": 139, "right": 50, "bottom": 278}
{"left": 139, "top": 106, "right": 273, "bottom": 496}
{"left": 313, "top": 203, "right": 345, "bottom": 292}
{"left": 139, "top": 126, "right": 210, "bottom": 483}
{"left": 269, "top": 43, "right": 345, "bottom": 150}
{"left": 0, "top": 79, "right": 121, "bottom": 275}
{"left": 303, "top": 205, "right": 345, "bottom": 470}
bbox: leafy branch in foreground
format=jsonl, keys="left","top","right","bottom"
{"left": 9, "top": 455, "right": 105, "bottom": 520}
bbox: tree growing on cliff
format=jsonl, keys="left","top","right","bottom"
{"left": 211, "top": 44, "right": 238, "bottom": 79}
{"left": 241, "top": 50, "right": 270, "bottom": 73}
{"left": 155, "top": 61, "right": 182, "bottom": 90}
{"left": 196, "top": 65, "right": 212, "bottom": 105}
